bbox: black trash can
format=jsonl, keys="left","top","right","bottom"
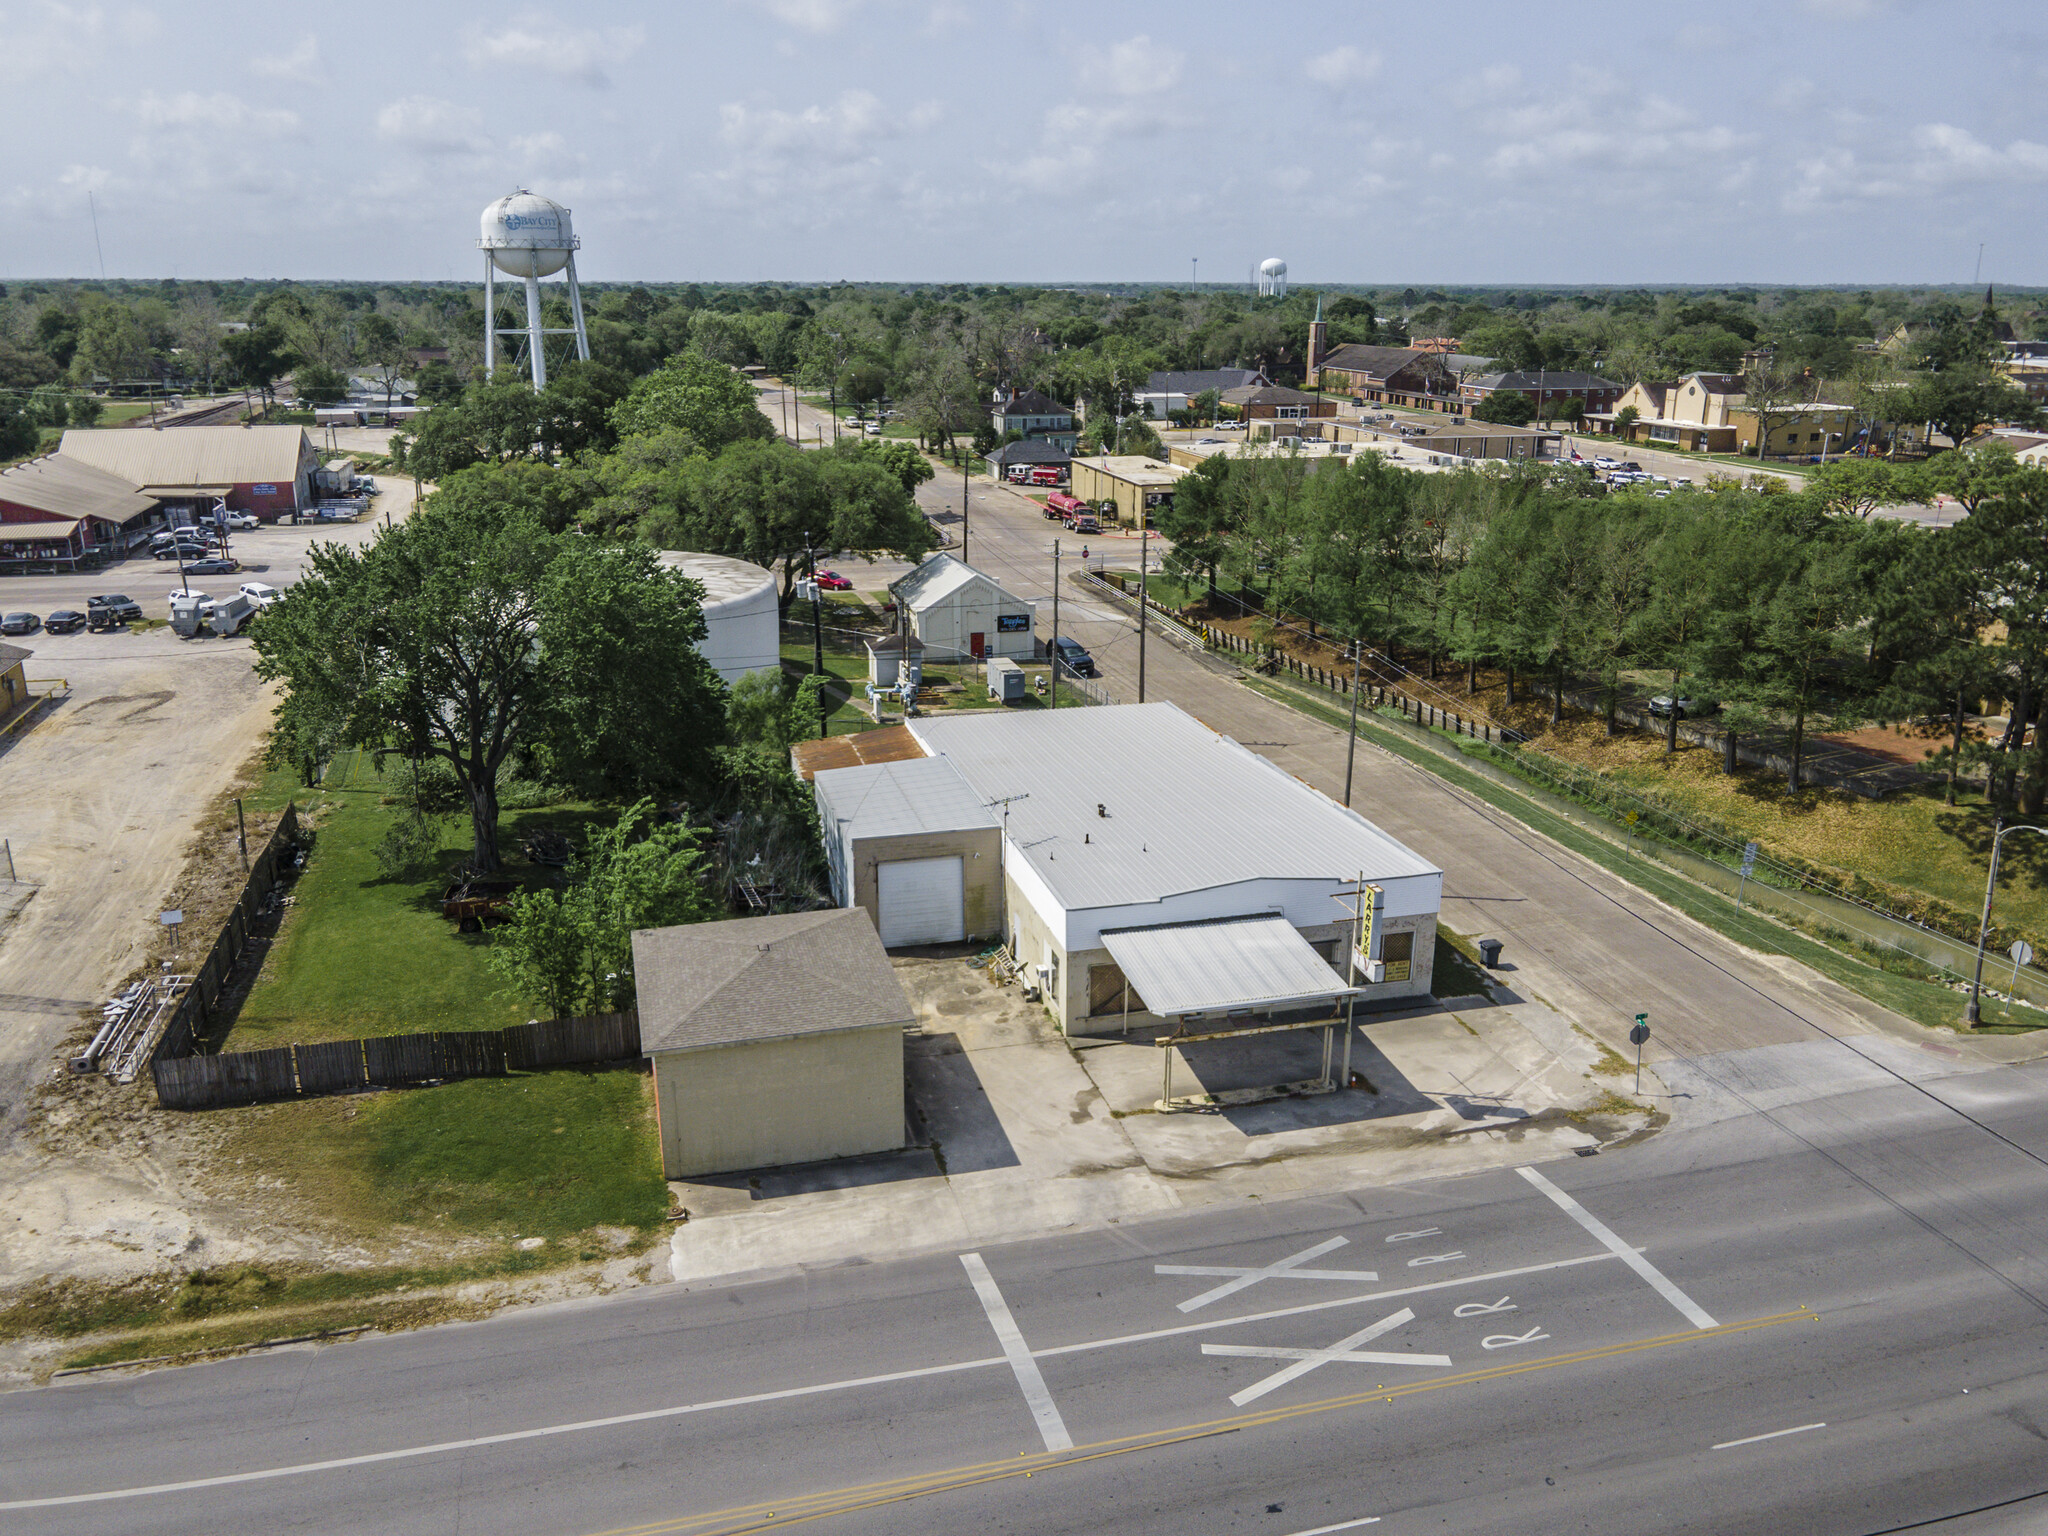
{"left": 1478, "top": 938, "right": 1503, "bottom": 969}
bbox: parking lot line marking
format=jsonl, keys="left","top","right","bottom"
{"left": 1516, "top": 1165, "right": 1718, "bottom": 1329}
{"left": 1160, "top": 1236, "right": 1379, "bottom": 1311}
{"left": 1713, "top": 1422, "right": 1826, "bottom": 1450}
{"left": 1282, "top": 1520, "right": 1380, "bottom": 1535}
{"left": 4, "top": 1250, "right": 1630, "bottom": 1511}
{"left": 960, "top": 1252, "right": 1073, "bottom": 1453}
{"left": 1220, "top": 1308, "right": 1442, "bottom": 1406}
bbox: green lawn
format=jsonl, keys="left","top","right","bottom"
{"left": 284, "top": 1069, "right": 669, "bottom": 1240}
{"left": 233, "top": 752, "right": 603, "bottom": 1045}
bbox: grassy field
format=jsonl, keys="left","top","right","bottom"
{"left": 1248, "top": 675, "right": 2041, "bottom": 1034}
{"left": 232, "top": 752, "right": 607, "bottom": 1044}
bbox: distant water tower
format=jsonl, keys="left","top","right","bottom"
{"left": 1257, "top": 257, "right": 1288, "bottom": 298}
{"left": 478, "top": 189, "right": 591, "bottom": 391}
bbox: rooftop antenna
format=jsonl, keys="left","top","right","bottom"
{"left": 87, "top": 191, "right": 106, "bottom": 280}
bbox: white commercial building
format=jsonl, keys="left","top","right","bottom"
{"left": 888, "top": 554, "right": 1037, "bottom": 664}
{"left": 808, "top": 703, "right": 1443, "bottom": 1038}
{"left": 656, "top": 551, "right": 780, "bottom": 684}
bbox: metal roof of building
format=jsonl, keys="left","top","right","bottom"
{"left": 0, "top": 454, "right": 159, "bottom": 525}
{"left": 631, "top": 908, "right": 914, "bottom": 1053}
{"left": 889, "top": 553, "right": 1030, "bottom": 614}
{"left": 56, "top": 426, "right": 311, "bottom": 490}
{"left": 908, "top": 702, "right": 1439, "bottom": 911}
{"left": 791, "top": 723, "right": 928, "bottom": 781}
{"left": 1102, "top": 914, "right": 1358, "bottom": 1018}
{"left": 813, "top": 753, "right": 998, "bottom": 840}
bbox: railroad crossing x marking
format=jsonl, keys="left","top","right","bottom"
{"left": 1157, "top": 1236, "right": 1380, "bottom": 1313}
{"left": 1203, "top": 1307, "right": 1451, "bottom": 1405}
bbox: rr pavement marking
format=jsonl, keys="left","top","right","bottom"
{"left": 1516, "top": 1164, "right": 1718, "bottom": 1329}
{"left": 1, "top": 1250, "right": 1628, "bottom": 1509}
{"left": 1713, "top": 1422, "right": 1826, "bottom": 1450}
{"left": 1211, "top": 1308, "right": 1449, "bottom": 1406}
{"left": 959, "top": 1252, "right": 1073, "bottom": 1453}
{"left": 1158, "top": 1235, "right": 1379, "bottom": 1311}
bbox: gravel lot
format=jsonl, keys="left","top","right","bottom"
{"left": 0, "top": 464, "right": 413, "bottom": 1142}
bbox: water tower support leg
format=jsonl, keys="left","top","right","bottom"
{"left": 566, "top": 255, "right": 591, "bottom": 363}
{"left": 483, "top": 258, "right": 497, "bottom": 380}
{"left": 524, "top": 272, "right": 547, "bottom": 390}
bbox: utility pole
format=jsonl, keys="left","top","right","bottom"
{"left": 805, "top": 531, "right": 827, "bottom": 738}
{"left": 1344, "top": 639, "right": 1362, "bottom": 807}
{"left": 1968, "top": 820, "right": 2048, "bottom": 1024}
{"left": 1049, "top": 538, "right": 1060, "bottom": 709}
{"left": 1136, "top": 527, "right": 1149, "bottom": 703}
{"left": 961, "top": 454, "right": 970, "bottom": 564}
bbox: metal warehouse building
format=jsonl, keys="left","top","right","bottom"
{"left": 806, "top": 702, "right": 1443, "bottom": 1036}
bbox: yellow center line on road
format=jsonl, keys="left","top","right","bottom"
{"left": 582, "top": 1308, "right": 1816, "bottom": 1536}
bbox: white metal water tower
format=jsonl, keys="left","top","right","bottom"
{"left": 479, "top": 189, "right": 591, "bottom": 390}
{"left": 1257, "top": 257, "right": 1288, "bottom": 298}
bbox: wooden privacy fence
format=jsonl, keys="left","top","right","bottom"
{"left": 151, "top": 1012, "right": 640, "bottom": 1110}
{"left": 144, "top": 804, "right": 303, "bottom": 1072}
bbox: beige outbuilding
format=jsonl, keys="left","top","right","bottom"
{"left": 632, "top": 909, "right": 912, "bottom": 1179}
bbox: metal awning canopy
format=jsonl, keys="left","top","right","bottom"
{"left": 1102, "top": 914, "right": 1359, "bottom": 1022}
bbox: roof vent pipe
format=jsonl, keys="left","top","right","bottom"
{"left": 1096, "top": 803, "right": 1107, "bottom": 817}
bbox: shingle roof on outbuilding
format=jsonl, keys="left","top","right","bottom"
{"left": 987, "top": 439, "right": 1073, "bottom": 466}
{"left": 631, "top": 908, "right": 914, "bottom": 1053}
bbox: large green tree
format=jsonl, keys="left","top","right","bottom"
{"left": 609, "top": 352, "right": 776, "bottom": 451}
{"left": 254, "top": 495, "right": 729, "bottom": 872}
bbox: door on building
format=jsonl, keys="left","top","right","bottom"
{"left": 876, "top": 857, "right": 966, "bottom": 947}
{"left": 969, "top": 632, "right": 986, "bottom": 659}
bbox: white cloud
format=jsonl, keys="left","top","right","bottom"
{"left": 251, "top": 34, "right": 319, "bottom": 79}
{"left": 375, "top": 95, "right": 490, "bottom": 156}
{"left": 464, "top": 14, "right": 643, "bottom": 87}
{"left": 1910, "top": 122, "right": 2048, "bottom": 181}
{"left": 1078, "top": 34, "right": 1183, "bottom": 96}
{"left": 0, "top": 1, "right": 126, "bottom": 80}
{"left": 132, "top": 91, "right": 298, "bottom": 137}
{"left": 717, "top": 89, "right": 940, "bottom": 165}
{"left": 1305, "top": 45, "right": 1380, "bottom": 87}
{"left": 754, "top": 0, "right": 863, "bottom": 32}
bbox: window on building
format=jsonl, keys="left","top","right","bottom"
{"left": 1380, "top": 930, "right": 1414, "bottom": 984}
{"left": 1088, "top": 963, "right": 1146, "bottom": 1017}
{"left": 1650, "top": 425, "right": 1681, "bottom": 442}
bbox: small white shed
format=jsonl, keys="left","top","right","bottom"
{"left": 889, "top": 554, "right": 1037, "bottom": 664}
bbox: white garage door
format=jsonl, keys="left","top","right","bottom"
{"left": 876, "top": 857, "right": 966, "bottom": 946}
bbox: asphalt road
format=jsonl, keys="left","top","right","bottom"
{"left": 9, "top": 1037, "right": 2048, "bottom": 1534}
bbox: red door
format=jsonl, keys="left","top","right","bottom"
{"left": 970, "top": 632, "right": 986, "bottom": 659}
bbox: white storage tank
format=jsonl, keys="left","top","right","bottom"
{"left": 657, "top": 551, "right": 780, "bottom": 684}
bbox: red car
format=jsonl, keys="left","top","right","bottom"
{"left": 814, "top": 570, "right": 853, "bottom": 591}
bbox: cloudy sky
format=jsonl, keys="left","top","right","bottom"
{"left": 1, "top": 0, "right": 2042, "bottom": 286}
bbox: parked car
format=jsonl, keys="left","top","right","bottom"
{"left": 221, "top": 511, "right": 260, "bottom": 531}
{"left": 44, "top": 609, "right": 87, "bottom": 634}
{"left": 814, "top": 569, "right": 852, "bottom": 591}
{"left": 152, "top": 540, "right": 216, "bottom": 561}
{"left": 183, "top": 556, "right": 241, "bottom": 576}
{"left": 1619, "top": 461, "right": 1645, "bottom": 473}
{"left": 1, "top": 611, "right": 41, "bottom": 636}
{"left": 864, "top": 423, "right": 883, "bottom": 436}
{"left": 1648, "top": 694, "right": 1712, "bottom": 719}
{"left": 167, "top": 589, "right": 212, "bottom": 607}
{"left": 1593, "top": 456, "right": 1620, "bottom": 470}
{"left": 238, "top": 582, "right": 282, "bottom": 607}
{"left": 1052, "top": 636, "right": 1097, "bottom": 677}
{"left": 87, "top": 594, "right": 142, "bottom": 625}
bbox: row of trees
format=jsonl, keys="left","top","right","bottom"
{"left": 1155, "top": 447, "right": 2048, "bottom": 806}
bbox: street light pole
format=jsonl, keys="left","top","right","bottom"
{"left": 1968, "top": 819, "right": 2048, "bottom": 1024}
{"left": 1136, "top": 527, "right": 1149, "bottom": 704}
{"left": 805, "top": 531, "right": 827, "bottom": 738}
{"left": 961, "top": 454, "right": 969, "bottom": 565}
{"left": 1049, "top": 538, "right": 1060, "bottom": 710}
